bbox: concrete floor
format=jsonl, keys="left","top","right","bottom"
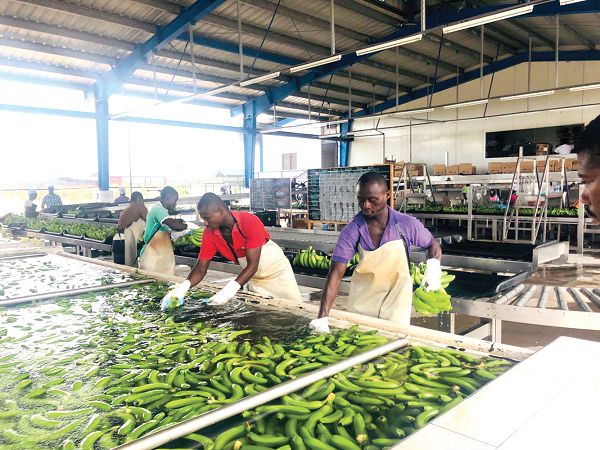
{"left": 182, "top": 249, "right": 600, "bottom": 351}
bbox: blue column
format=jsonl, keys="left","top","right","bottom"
{"left": 258, "top": 133, "right": 264, "bottom": 173}
{"left": 94, "top": 83, "right": 110, "bottom": 191}
{"left": 242, "top": 104, "right": 256, "bottom": 188}
{"left": 339, "top": 120, "right": 352, "bottom": 167}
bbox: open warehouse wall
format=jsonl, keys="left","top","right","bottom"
{"left": 350, "top": 61, "right": 600, "bottom": 171}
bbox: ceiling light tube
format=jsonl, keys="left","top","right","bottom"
{"left": 355, "top": 34, "right": 423, "bottom": 56}
{"left": 290, "top": 55, "right": 342, "bottom": 73}
{"left": 570, "top": 83, "right": 600, "bottom": 92}
{"left": 239, "top": 72, "right": 281, "bottom": 87}
{"left": 443, "top": 4, "right": 533, "bottom": 34}
{"left": 500, "top": 90, "right": 555, "bottom": 101}
{"left": 393, "top": 107, "right": 435, "bottom": 116}
{"left": 559, "top": 0, "right": 586, "bottom": 5}
{"left": 443, "top": 99, "right": 488, "bottom": 109}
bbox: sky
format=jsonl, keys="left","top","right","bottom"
{"left": 0, "top": 80, "right": 320, "bottom": 189}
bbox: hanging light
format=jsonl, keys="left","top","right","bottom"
{"left": 443, "top": 4, "right": 533, "bottom": 34}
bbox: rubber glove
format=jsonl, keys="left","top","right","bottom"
{"left": 423, "top": 258, "right": 442, "bottom": 292}
{"left": 160, "top": 280, "right": 191, "bottom": 310}
{"left": 207, "top": 280, "right": 241, "bottom": 305}
{"left": 309, "top": 317, "right": 330, "bottom": 333}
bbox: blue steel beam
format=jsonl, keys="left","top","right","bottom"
{"left": 100, "top": 0, "right": 225, "bottom": 94}
{"left": 243, "top": 104, "right": 257, "bottom": 188}
{"left": 339, "top": 121, "right": 352, "bottom": 167}
{"left": 354, "top": 50, "right": 600, "bottom": 117}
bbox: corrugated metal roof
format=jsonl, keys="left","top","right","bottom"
{"left": 0, "top": 0, "right": 597, "bottom": 119}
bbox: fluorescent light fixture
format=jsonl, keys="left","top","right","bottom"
{"left": 560, "top": 0, "right": 586, "bottom": 5}
{"left": 290, "top": 55, "right": 342, "bottom": 73}
{"left": 570, "top": 83, "right": 600, "bottom": 92}
{"left": 239, "top": 72, "right": 281, "bottom": 87}
{"left": 443, "top": 4, "right": 533, "bottom": 34}
{"left": 355, "top": 34, "right": 423, "bottom": 56}
{"left": 393, "top": 107, "right": 435, "bottom": 116}
{"left": 318, "top": 134, "right": 341, "bottom": 139}
{"left": 323, "top": 119, "right": 349, "bottom": 126}
{"left": 500, "top": 90, "right": 555, "bottom": 101}
{"left": 443, "top": 99, "right": 488, "bottom": 109}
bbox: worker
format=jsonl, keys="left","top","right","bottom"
{"left": 509, "top": 190, "right": 518, "bottom": 207}
{"left": 41, "top": 185, "right": 62, "bottom": 211}
{"left": 489, "top": 189, "right": 499, "bottom": 203}
{"left": 576, "top": 114, "right": 600, "bottom": 225}
{"left": 116, "top": 191, "right": 147, "bottom": 267}
{"left": 161, "top": 192, "right": 301, "bottom": 309}
{"left": 114, "top": 187, "right": 130, "bottom": 205}
{"left": 24, "top": 189, "right": 38, "bottom": 218}
{"left": 139, "top": 186, "right": 187, "bottom": 275}
{"left": 309, "top": 172, "right": 442, "bottom": 333}
{"left": 461, "top": 184, "right": 470, "bottom": 204}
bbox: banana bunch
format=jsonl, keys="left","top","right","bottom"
{"left": 173, "top": 228, "right": 204, "bottom": 248}
{"left": 410, "top": 262, "right": 456, "bottom": 316}
{"left": 292, "top": 246, "right": 332, "bottom": 271}
{"left": 410, "top": 262, "right": 455, "bottom": 289}
{"left": 292, "top": 247, "right": 360, "bottom": 272}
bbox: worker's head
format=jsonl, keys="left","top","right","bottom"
{"left": 197, "top": 192, "right": 229, "bottom": 230}
{"left": 356, "top": 172, "right": 389, "bottom": 218}
{"left": 48, "top": 185, "right": 54, "bottom": 194}
{"left": 119, "top": 187, "right": 126, "bottom": 195}
{"left": 577, "top": 114, "right": 600, "bottom": 224}
{"left": 130, "top": 191, "right": 144, "bottom": 204}
{"left": 160, "top": 186, "right": 179, "bottom": 210}
{"left": 28, "top": 190, "right": 37, "bottom": 200}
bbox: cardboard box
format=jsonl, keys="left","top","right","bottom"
{"left": 488, "top": 162, "right": 503, "bottom": 174}
{"left": 565, "top": 158, "right": 576, "bottom": 171}
{"left": 407, "top": 164, "right": 423, "bottom": 176}
{"left": 536, "top": 160, "right": 547, "bottom": 172}
{"left": 536, "top": 144, "right": 549, "bottom": 155}
{"left": 433, "top": 165, "right": 446, "bottom": 176}
{"left": 550, "top": 160, "right": 561, "bottom": 172}
{"left": 458, "top": 163, "right": 475, "bottom": 175}
{"left": 292, "top": 219, "right": 309, "bottom": 229}
{"left": 520, "top": 161, "right": 534, "bottom": 172}
{"left": 502, "top": 162, "right": 517, "bottom": 174}
{"left": 572, "top": 159, "right": 580, "bottom": 171}
{"left": 446, "top": 165, "right": 459, "bottom": 175}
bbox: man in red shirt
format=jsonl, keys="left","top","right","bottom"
{"left": 161, "top": 193, "right": 301, "bottom": 308}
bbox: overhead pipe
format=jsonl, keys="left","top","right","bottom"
{"left": 0, "top": 279, "right": 154, "bottom": 308}
{"left": 114, "top": 338, "right": 409, "bottom": 450}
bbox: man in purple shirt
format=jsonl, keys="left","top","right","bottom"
{"left": 310, "top": 172, "right": 442, "bottom": 332}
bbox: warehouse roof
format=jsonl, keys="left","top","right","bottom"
{"left": 0, "top": 0, "right": 598, "bottom": 123}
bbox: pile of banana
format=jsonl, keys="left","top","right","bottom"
{"left": 410, "top": 262, "right": 456, "bottom": 316}
{"left": 292, "top": 247, "right": 360, "bottom": 272}
{"left": 173, "top": 228, "right": 204, "bottom": 248}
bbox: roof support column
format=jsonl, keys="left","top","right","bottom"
{"left": 94, "top": 82, "right": 110, "bottom": 196}
{"left": 242, "top": 104, "right": 256, "bottom": 187}
{"left": 339, "top": 120, "right": 352, "bottom": 166}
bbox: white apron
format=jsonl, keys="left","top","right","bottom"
{"left": 239, "top": 240, "right": 302, "bottom": 302}
{"left": 347, "top": 239, "right": 413, "bottom": 324}
{"left": 124, "top": 218, "right": 145, "bottom": 267}
{"left": 139, "top": 230, "right": 175, "bottom": 275}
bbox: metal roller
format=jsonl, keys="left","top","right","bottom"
{"left": 555, "top": 287, "right": 570, "bottom": 311}
{"left": 581, "top": 288, "right": 600, "bottom": 309}
{"left": 493, "top": 284, "right": 526, "bottom": 305}
{"left": 537, "top": 286, "right": 550, "bottom": 309}
{"left": 567, "top": 288, "right": 593, "bottom": 313}
{"left": 513, "top": 285, "right": 537, "bottom": 307}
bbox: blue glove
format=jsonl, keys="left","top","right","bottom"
{"left": 160, "top": 280, "right": 191, "bottom": 310}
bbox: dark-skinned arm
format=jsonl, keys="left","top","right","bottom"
{"left": 234, "top": 246, "right": 262, "bottom": 286}
{"left": 163, "top": 217, "right": 187, "bottom": 231}
{"left": 187, "top": 258, "right": 211, "bottom": 287}
{"left": 318, "top": 262, "right": 347, "bottom": 318}
{"left": 426, "top": 239, "right": 442, "bottom": 260}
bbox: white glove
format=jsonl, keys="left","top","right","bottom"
{"left": 160, "top": 280, "right": 191, "bottom": 310}
{"left": 423, "top": 258, "right": 442, "bottom": 292}
{"left": 309, "top": 317, "right": 330, "bottom": 334}
{"left": 207, "top": 280, "right": 241, "bottom": 305}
